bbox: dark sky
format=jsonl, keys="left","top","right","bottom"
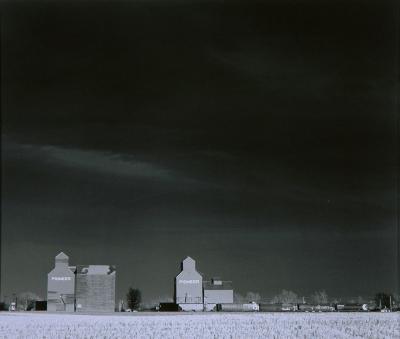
{"left": 1, "top": 0, "right": 398, "bottom": 303}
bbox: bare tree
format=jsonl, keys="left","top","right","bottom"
{"left": 245, "top": 292, "right": 261, "bottom": 303}
{"left": 392, "top": 293, "right": 400, "bottom": 307}
{"left": 311, "top": 290, "right": 328, "bottom": 305}
{"left": 356, "top": 296, "right": 366, "bottom": 304}
{"left": 374, "top": 292, "right": 393, "bottom": 309}
{"left": 234, "top": 292, "right": 245, "bottom": 303}
{"left": 234, "top": 291, "right": 261, "bottom": 303}
{"left": 271, "top": 290, "right": 299, "bottom": 304}
{"left": 17, "top": 292, "right": 41, "bottom": 311}
{"left": 331, "top": 297, "right": 340, "bottom": 304}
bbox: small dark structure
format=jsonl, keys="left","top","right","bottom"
{"left": 159, "top": 303, "right": 180, "bottom": 312}
{"left": 35, "top": 301, "right": 47, "bottom": 311}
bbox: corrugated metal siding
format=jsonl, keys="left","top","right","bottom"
{"left": 75, "top": 273, "right": 115, "bottom": 312}
{"left": 204, "top": 289, "right": 233, "bottom": 304}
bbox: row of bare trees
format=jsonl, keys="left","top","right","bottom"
{"left": 234, "top": 289, "right": 329, "bottom": 304}
{"left": 236, "top": 290, "right": 400, "bottom": 308}
{"left": 270, "top": 289, "right": 328, "bottom": 304}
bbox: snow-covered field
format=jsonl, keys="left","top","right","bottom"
{"left": 0, "top": 312, "right": 398, "bottom": 339}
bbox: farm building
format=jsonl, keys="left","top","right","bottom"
{"left": 47, "top": 252, "right": 116, "bottom": 312}
{"left": 203, "top": 278, "right": 234, "bottom": 311}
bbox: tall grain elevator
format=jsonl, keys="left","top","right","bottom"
{"left": 47, "top": 252, "right": 116, "bottom": 313}
{"left": 47, "top": 252, "right": 76, "bottom": 312}
{"left": 175, "top": 256, "right": 203, "bottom": 311}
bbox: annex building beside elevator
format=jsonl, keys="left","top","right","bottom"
{"left": 47, "top": 252, "right": 116, "bottom": 312}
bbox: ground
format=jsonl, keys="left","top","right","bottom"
{"left": 0, "top": 312, "right": 398, "bottom": 338}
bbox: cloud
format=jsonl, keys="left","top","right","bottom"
{"left": 39, "top": 145, "right": 173, "bottom": 180}
{"left": 5, "top": 139, "right": 174, "bottom": 181}
{"left": 3, "top": 138, "right": 214, "bottom": 190}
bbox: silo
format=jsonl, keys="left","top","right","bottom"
{"left": 47, "top": 252, "right": 76, "bottom": 312}
{"left": 175, "top": 257, "right": 203, "bottom": 311}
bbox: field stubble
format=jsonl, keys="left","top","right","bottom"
{"left": 0, "top": 312, "right": 398, "bottom": 338}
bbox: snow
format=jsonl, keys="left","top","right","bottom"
{"left": 0, "top": 312, "right": 398, "bottom": 338}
